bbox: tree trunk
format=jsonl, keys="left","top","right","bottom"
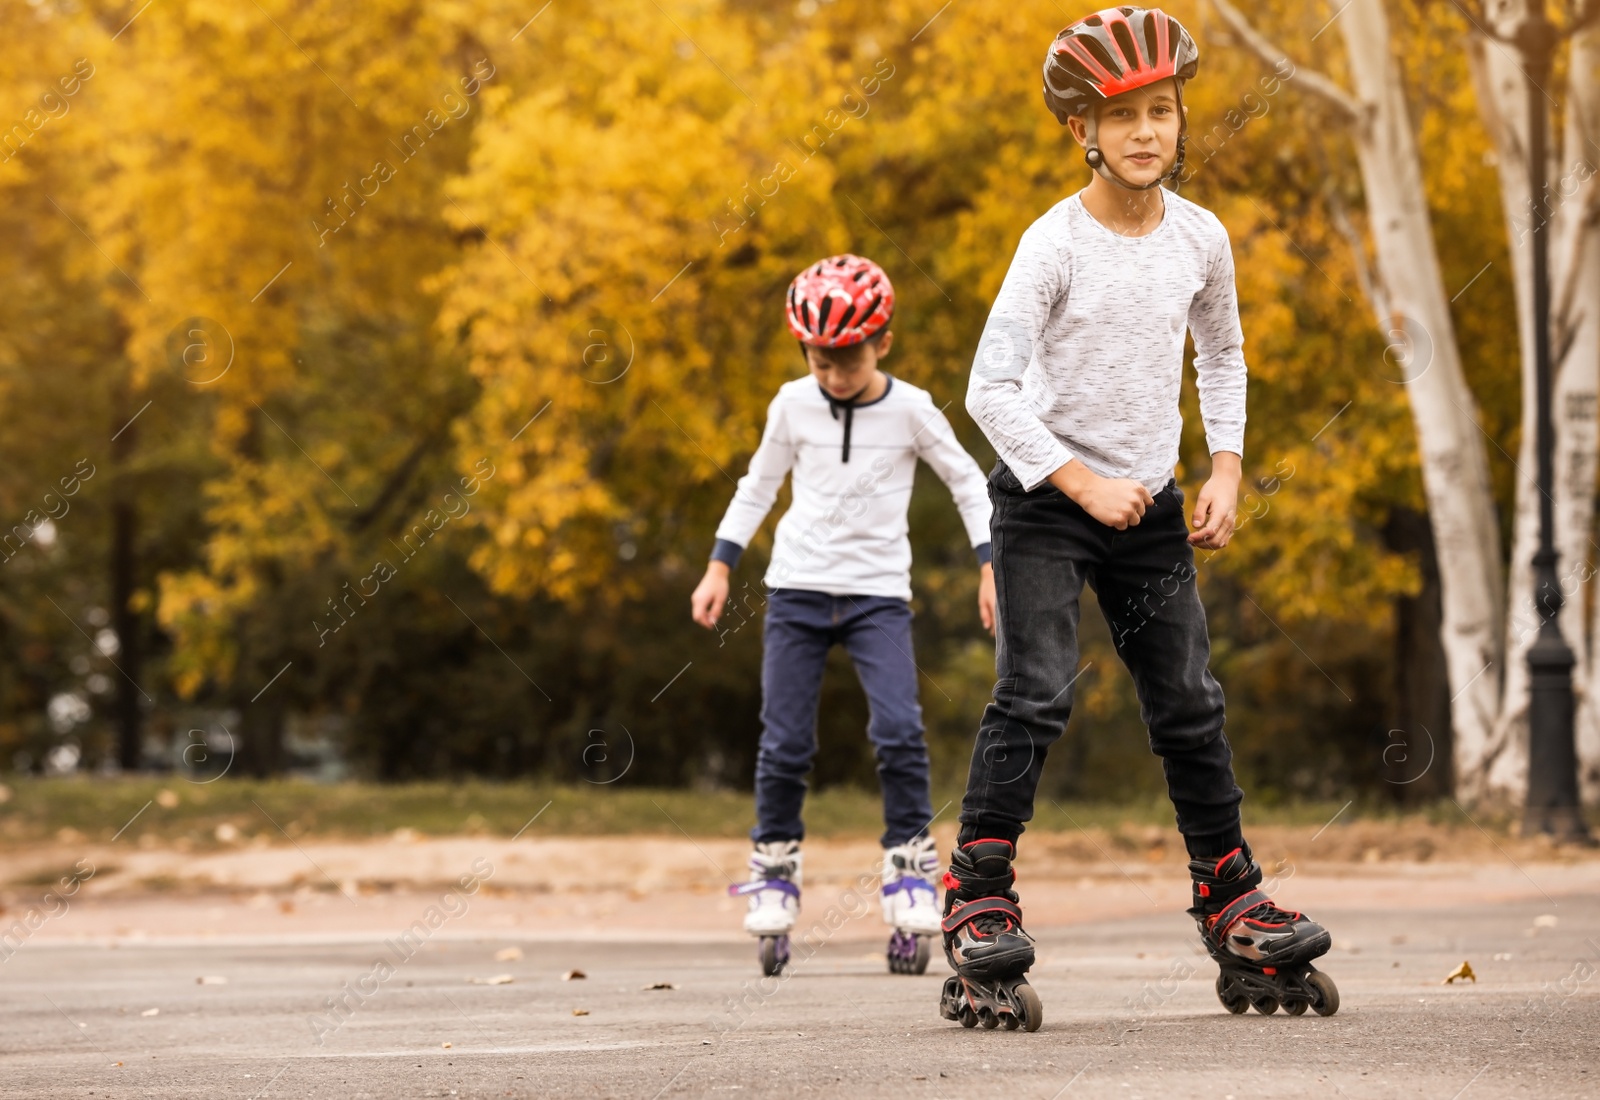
{"left": 111, "top": 500, "right": 142, "bottom": 770}
{"left": 1384, "top": 506, "right": 1453, "bottom": 799}
{"left": 1464, "top": 2, "right": 1540, "bottom": 802}
{"left": 237, "top": 689, "right": 286, "bottom": 778}
{"left": 110, "top": 389, "right": 143, "bottom": 772}
{"left": 1338, "top": 0, "right": 1507, "bottom": 802}
{"left": 1568, "top": 23, "right": 1600, "bottom": 803}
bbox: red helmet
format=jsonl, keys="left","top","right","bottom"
{"left": 785, "top": 255, "right": 895, "bottom": 348}
{"left": 1043, "top": 7, "right": 1199, "bottom": 124}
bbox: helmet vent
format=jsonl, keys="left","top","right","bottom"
{"left": 1110, "top": 22, "right": 1140, "bottom": 69}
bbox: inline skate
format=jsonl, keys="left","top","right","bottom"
{"left": 729, "top": 840, "right": 801, "bottom": 977}
{"left": 881, "top": 835, "right": 939, "bottom": 974}
{"left": 937, "top": 838, "right": 1042, "bottom": 1031}
{"left": 1190, "top": 845, "right": 1339, "bottom": 1017}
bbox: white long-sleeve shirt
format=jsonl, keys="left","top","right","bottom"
{"left": 712, "top": 375, "right": 992, "bottom": 600}
{"left": 966, "top": 190, "right": 1248, "bottom": 493}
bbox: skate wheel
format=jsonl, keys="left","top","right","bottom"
{"left": 759, "top": 935, "right": 788, "bottom": 977}
{"left": 1216, "top": 974, "right": 1249, "bottom": 1015}
{"left": 959, "top": 1006, "right": 979, "bottom": 1028}
{"left": 1250, "top": 994, "right": 1280, "bottom": 1015}
{"left": 1002, "top": 1012, "right": 1020, "bottom": 1030}
{"left": 1013, "top": 981, "right": 1044, "bottom": 1033}
{"left": 1307, "top": 970, "right": 1340, "bottom": 1017}
{"left": 912, "top": 935, "right": 931, "bottom": 976}
{"left": 979, "top": 1008, "right": 1000, "bottom": 1029}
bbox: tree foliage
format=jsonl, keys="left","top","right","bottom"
{"left": 0, "top": 0, "right": 1532, "bottom": 802}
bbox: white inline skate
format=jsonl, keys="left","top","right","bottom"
{"left": 728, "top": 840, "right": 802, "bottom": 976}
{"left": 881, "top": 835, "right": 940, "bottom": 974}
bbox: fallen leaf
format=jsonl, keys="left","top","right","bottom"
{"left": 441, "top": 1041, "right": 452, "bottom": 1049}
{"left": 468, "top": 974, "right": 515, "bottom": 985}
{"left": 1533, "top": 914, "right": 1558, "bottom": 928}
{"left": 1443, "top": 961, "right": 1476, "bottom": 984}
{"left": 642, "top": 982, "right": 676, "bottom": 991}
{"left": 495, "top": 947, "right": 523, "bottom": 962}
{"left": 572, "top": 1008, "right": 590, "bottom": 1016}
{"left": 1493, "top": 952, "right": 1513, "bottom": 961}
{"left": 140, "top": 1008, "right": 160, "bottom": 1017}
{"left": 561, "top": 969, "right": 586, "bottom": 981}
{"left": 155, "top": 789, "right": 179, "bottom": 809}
{"left": 196, "top": 976, "right": 228, "bottom": 985}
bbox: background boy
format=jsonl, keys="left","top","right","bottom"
{"left": 691, "top": 254, "right": 995, "bottom": 975}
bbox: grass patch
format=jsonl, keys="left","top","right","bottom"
{"left": 0, "top": 775, "right": 1571, "bottom": 847}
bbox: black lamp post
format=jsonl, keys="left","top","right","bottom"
{"left": 1517, "top": 2, "right": 1591, "bottom": 843}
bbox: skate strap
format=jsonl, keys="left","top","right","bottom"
{"left": 1213, "top": 889, "right": 1293, "bottom": 937}
{"left": 940, "top": 896, "right": 1021, "bottom": 934}
{"left": 728, "top": 879, "right": 800, "bottom": 899}
{"left": 881, "top": 877, "right": 936, "bottom": 899}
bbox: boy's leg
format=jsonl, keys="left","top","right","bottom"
{"left": 957, "top": 465, "right": 1103, "bottom": 845}
{"left": 753, "top": 589, "right": 835, "bottom": 844}
{"left": 836, "top": 594, "right": 934, "bottom": 847}
{"left": 1089, "top": 481, "right": 1243, "bottom": 858}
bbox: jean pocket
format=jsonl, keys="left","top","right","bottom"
{"left": 990, "top": 460, "right": 1024, "bottom": 494}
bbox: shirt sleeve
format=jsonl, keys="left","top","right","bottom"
{"left": 1188, "top": 225, "right": 1248, "bottom": 459}
{"left": 911, "top": 395, "right": 994, "bottom": 563}
{"left": 711, "top": 392, "right": 796, "bottom": 564}
{"left": 964, "top": 222, "right": 1077, "bottom": 491}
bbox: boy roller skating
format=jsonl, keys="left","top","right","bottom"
{"left": 941, "top": 8, "right": 1336, "bottom": 1032}
{"left": 691, "top": 255, "right": 997, "bottom": 978}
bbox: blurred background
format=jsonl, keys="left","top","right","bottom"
{"left": 0, "top": 0, "right": 1594, "bottom": 820}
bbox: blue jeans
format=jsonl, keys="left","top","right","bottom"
{"left": 754, "top": 589, "right": 935, "bottom": 848}
{"left": 958, "top": 461, "right": 1245, "bottom": 858}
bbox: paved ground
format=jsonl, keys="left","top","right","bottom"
{"left": 2, "top": 889, "right": 1596, "bottom": 1099}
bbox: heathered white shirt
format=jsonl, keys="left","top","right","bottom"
{"left": 966, "top": 190, "right": 1247, "bottom": 493}
{"left": 712, "top": 375, "right": 992, "bottom": 600}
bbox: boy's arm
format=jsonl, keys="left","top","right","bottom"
{"left": 914, "top": 401, "right": 998, "bottom": 633}
{"left": 912, "top": 398, "right": 993, "bottom": 567}
{"left": 693, "top": 394, "right": 796, "bottom": 629}
{"left": 965, "top": 224, "right": 1076, "bottom": 493}
{"left": 1186, "top": 226, "right": 1248, "bottom": 548}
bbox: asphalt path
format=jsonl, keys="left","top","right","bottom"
{"left": 2, "top": 891, "right": 1596, "bottom": 1099}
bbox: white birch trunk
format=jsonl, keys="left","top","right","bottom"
{"left": 1468, "top": 7, "right": 1600, "bottom": 804}
{"left": 1566, "top": 25, "right": 1600, "bottom": 802}
{"left": 1467, "top": 0, "right": 1541, "bottom": 802}
{"left": 1338, "top": 0, "right": 1507, "bottom": 801}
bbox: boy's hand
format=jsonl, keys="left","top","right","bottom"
{"left": 1189, "top": 452, "right": 1242, "bottom": 549}
{"left": 691, "top": 562, "right": 731, "bottom": 628}
{"left": 1050, "top": 460, "right": 1153, "bottom": 530}
{"left": 977, "top": 562, "right": 996, "bottom": 635}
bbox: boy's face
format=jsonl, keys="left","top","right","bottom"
{"left": 1068, "top": 77, "right": 1183, "bottom": 187}
{"left": 803, "top": 329, "right": 893, "bottom": 399}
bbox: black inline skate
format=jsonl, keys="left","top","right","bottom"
{"left": 937, "top": 839, "right": 1042, "bottom": 1032}
{"left": 1190, "top": 845, "right": 1339, "bottom": 1017}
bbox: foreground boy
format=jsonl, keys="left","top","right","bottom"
{"left": 937, "top": 8, "right": 1337, "bottom": 1032}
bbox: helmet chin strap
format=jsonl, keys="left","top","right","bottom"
{"left": 1080, "top": 84, "right": 1190, "bottom": 194}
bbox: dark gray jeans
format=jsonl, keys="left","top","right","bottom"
{"left": 958, "top": 461, "right": 1245, "bottom": 858}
